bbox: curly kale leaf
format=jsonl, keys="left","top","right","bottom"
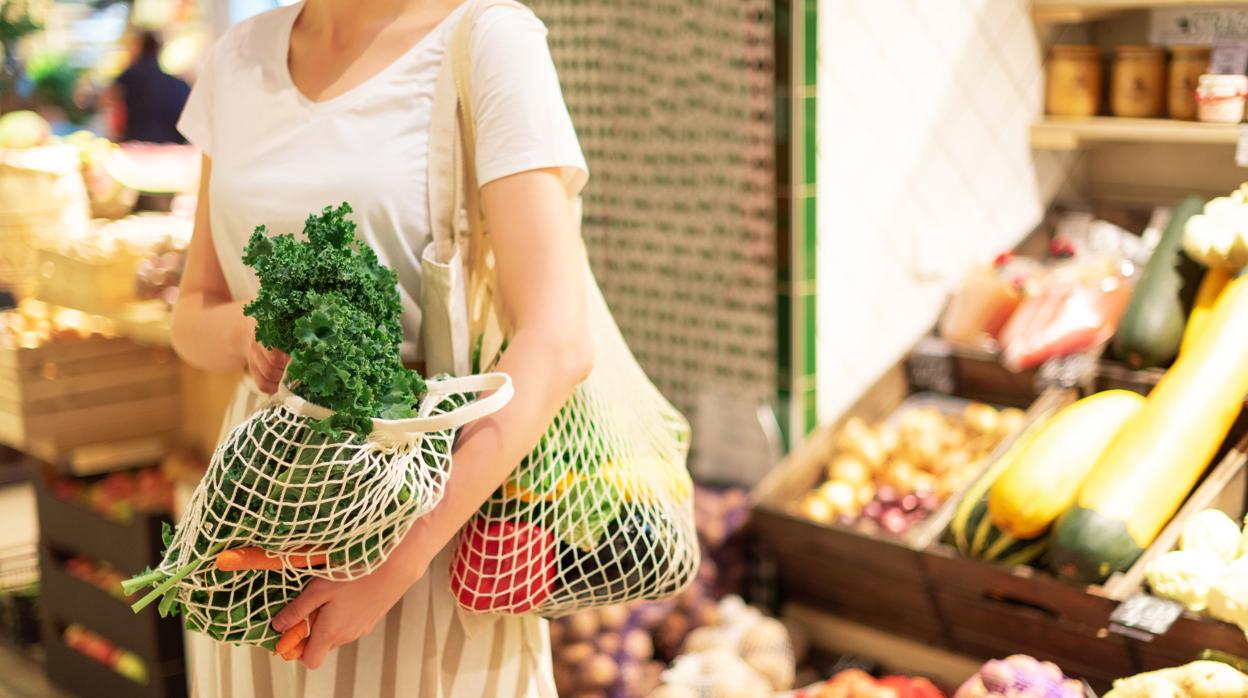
{"left": 242, "top": 203, "right": 425, "bottom": 435}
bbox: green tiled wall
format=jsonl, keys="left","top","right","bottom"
{"left": 775, "top": 0, "right": 817, "bottom": 446}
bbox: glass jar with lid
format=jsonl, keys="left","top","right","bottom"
{"left": 1046, "top": 45, "right": 1102, "bottom": 117}
{"left": 1111, "top": 45, "right": 1166, "bottom": 118}
{"left": 1169, "top": 46, "right": 1211, "bottom": 120}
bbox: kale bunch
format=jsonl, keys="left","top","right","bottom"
{"left": 242, "top": 203, "right": 425, "bottom": 434}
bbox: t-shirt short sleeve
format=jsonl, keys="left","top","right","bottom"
{"left": 468, "top": 7, "right": 588, "bottom": 196}
{"left": 177, "top": 40, "right": 218, "bottom": 155}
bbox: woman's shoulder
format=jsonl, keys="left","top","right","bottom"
{"left": 469, "top": 1, "right": 548, "bottom": 47}
{"left": 210, "top": 3, "right": 300, "bottom": 67}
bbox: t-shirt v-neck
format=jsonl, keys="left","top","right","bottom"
{"left": 277, "top": 3, "right": 461, "bottom": 111}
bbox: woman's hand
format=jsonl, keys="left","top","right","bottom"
{"left": 240, "top": 316, "right": 290, "bottom": 394}
{"left": 271, "top": 535, "right": 431, "bottom": 669}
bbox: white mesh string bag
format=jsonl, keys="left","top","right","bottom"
{"left": 145, "top": 373, "right": 511, "bottom": 647}
{"left": 436, "top": 0, "right": 699, "bottom": 617}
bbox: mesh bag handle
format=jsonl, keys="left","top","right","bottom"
{"left": 275, "top": 372, "right": 513, "bottom": 438}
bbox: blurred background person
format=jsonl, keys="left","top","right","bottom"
{"left": 109, "top": 30, "right": 189, "bottom": 143}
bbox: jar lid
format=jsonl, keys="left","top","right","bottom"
{"left": 1051, "top": 44, "right": 1099, "bottom": 56}
{"left": 1197, "top": 73, "right": 1248, "bottom": 90}
{"left": 1171, "top": 45, "right": 1212, "bottom": 57}
{"left": 1114, "top": 45, "right": 1165, "bottom": 57}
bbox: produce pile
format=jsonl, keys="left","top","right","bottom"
{"left": 792, "top": 401, "right": 1023, "bottom": 537}
{"left": 1105, "top": 661, "right": 1248, "bottom": 698}
{"left": 63, "top": 555, "right": 137, "bottom": 602}
{"left": 951, "top": 192, "right": 1248, "bottom": 583}
{"left": 1147, "top": 508, "right": 1248, "bottom": 637}
{"left": 49, "top": 468, "right": 173, "bottom": 525}
{"left": 0, "top": 299, "right": 114, "bottom": 349}
{"left": 648, "top": 595, "right": 798, "bottom": 698}
{"left": 62, "top": 624, "right": 148, "bottom": 685}
{"left": 953, "top": 655, "right": 1081, "bottom": 698}
{"left": 123, "top": 204, "right": 473, "bottom": 656}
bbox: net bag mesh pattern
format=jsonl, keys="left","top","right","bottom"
{"left": 154, "top": 375, "right": 508, "bottom": 647}
{"left": 449, "top": 258, "right": 700, "bottom": 617}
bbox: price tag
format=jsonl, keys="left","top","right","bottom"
{"left": 1212, "top": 40, "right": 1248, "bottom": 75}
{"left": 1237, "top": 125, "right": 1248, "bottom": 168}
{"left": 1109, "top": 593, "right": 1185, "bottom": 640}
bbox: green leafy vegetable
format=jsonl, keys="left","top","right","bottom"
{"left": 242, "top": 202, "right": 425, "bottom": 434}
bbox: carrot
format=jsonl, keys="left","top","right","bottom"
{"left": 274, "top": 610, "right": 317, "bottom": 658}
{"left": 215, "top": 546, "right": 327, "bottom": 571}
{"left": 279, "top": 638, "right": 308, "bottom": 661}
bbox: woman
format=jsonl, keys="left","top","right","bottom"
{"left": 171, "top": 0, "right": 592, "bottom": 694}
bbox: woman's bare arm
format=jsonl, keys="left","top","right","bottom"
{"left": 172, "top": 156, "right": 288, "bottom": 390}
{"left": 275, "top": 167, "right": 592, "bottom": 667}
{"left": 402, "top": 166, "right": 592, "bottom": 562}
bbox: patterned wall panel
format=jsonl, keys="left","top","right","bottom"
{"left": 530, "top": 0, "right": 780, "bottom": 421}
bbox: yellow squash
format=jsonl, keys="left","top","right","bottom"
{"left": 1051, "top": 273, "right": 1248, "bottom": 582}
{"left": 987, "top": 390, "right": 1144, "bottom": 539}
{"left": 1179, "top": 266, "right": 1232, "bottom": 358}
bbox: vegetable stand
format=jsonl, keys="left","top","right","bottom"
{"left": 754, "top": 349, "right": 1248, "bottom": 692}
{"left": 751, "top": 352, "right": 1065, "bottom": 645}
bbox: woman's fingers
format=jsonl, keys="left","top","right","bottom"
{"left": 272, "top": 582, "right": 327, "bottom": 633}
{"left": 300, "top": 617, "right": 334, "bottom": 670}
{"left": 248, "top": 343, "right": 290, "bottom": 393}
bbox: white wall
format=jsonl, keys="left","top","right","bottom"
{"left": 816, "top": 0, "right": 1077, "bottom": 421}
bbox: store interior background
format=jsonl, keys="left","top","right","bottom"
{"left": 8, "top": 0, "right": 1248, "bottom": 696}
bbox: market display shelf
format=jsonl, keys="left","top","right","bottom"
{"left": 1031, "top": 117, "right": 1241, "bottom": 150}
{"left": 42, "top": 628, "right": 186, "bottom": 698}
{"left": 1034, "top": 0, "right": 1248, "bottom": 24}
{"left": 33, "top": 473, "right": 166, "bottom": 575}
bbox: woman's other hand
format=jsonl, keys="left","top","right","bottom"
{"left": 241, "top": 318, "right": 290, "bottom": 393}
{"left": 271, "top": 534, "right": 430, "bottom": 669}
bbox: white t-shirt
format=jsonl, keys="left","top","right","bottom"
{"left": 178, "top": 1, "right": 587, "bottom": 360}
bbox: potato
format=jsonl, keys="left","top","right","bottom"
{"left": 881, "top": 461, "right": 919, "bottom": 494}
{"left": 800, "top": 495, "right": 836, "bottom": 524}
{"left": 597, "top": 604, "right": 630, "bottom": 631}
{"left": 559, "top": 641, "right": 596, "bottom": 667}
{"left": 578, "top": 653, "right": 619, "bottom": 688}
{"left": 827, "top": 455, "right": 871, "bottom": 486}
{"left": 596, "top": 632, "right": 622, "bottom": 656}
{"left": 874, "top": 423, "right": 900, "bottom": 454}
{"left": 623, "top": 627, "right": 654, "bottom": 660}
{"left": 836, "top": 418, "right": 886, "bottom": 468}
{"left": 566, "top": 611, "right": 600, "bottom": 641}
{"left": 963, "top": 403, "right": 1000, "bottom": 434}
{"left": 817, "top": 480, "right": 860, "bottom": 517}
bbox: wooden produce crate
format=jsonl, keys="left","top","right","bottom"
{"left": 38, "top": 546, "right": 182, "bottom": 662}
{"left": 0, "top": 335, "right": 179, "bottom": 468}
{"left": 33, "top": 472, "right": 166, "bottom": 576}
{"left": 922, "top": 381, "right": 1248, "bottom": 688}
{"left": 1100, "top": 434, "right": 1248, "bottom": 671}
{"left": 42, "top": 621, "right": 186, "bottom": 698}
{"left": 751, "top": 360, "right": 1061, "bottom": 644}
{"left": 34, "top": 246, "right": 143, "bottom": 317}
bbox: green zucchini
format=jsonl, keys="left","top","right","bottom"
{"left": 1112, "top": 197, "right": 1205, "bottom": 369}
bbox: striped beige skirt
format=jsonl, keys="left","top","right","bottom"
{"left": 183, "top": 378, "right": 557, "bottom": 698}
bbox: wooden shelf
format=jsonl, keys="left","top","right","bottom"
{"left": 1035, "top": 0, "right": 1248, "bottom": 24}
{"left": 1031, "top": 116, "right": 1241, "bottom": 149}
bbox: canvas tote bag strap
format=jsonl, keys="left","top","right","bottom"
{"left": 448, "top": 0, "right": 530, "bottom": 360}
